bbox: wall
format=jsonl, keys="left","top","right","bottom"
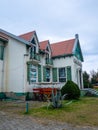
{"left": 3, "top": 38, "right": 27, "bottom": 93}
{"left": 0, "top": 60, "right": 3, "bottom": 92}
{"left": 0, "top": 41, "right": 5, "bottom": 92}
{"left": 53, "top": 56, "right": 83, "bottom": 88}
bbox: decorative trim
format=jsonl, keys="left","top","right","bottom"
{"left": 52, "top": 54, "right": 73, "bottom": 59}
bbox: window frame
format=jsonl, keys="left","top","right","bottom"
{"left": 29, "top": 64, "right": 37, "bottom": 83}
{"left": 58, "top": 67, "right": 66, "bottom": 82}
{"left": 46, "top": 68, "right": 50, "bottom": 82}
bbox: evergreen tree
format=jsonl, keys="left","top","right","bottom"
{"left": 83, "top": 71, "right": 90, "bottom": 88}
{"left": 90, "top": 70, "right": 98, "bottom": 85}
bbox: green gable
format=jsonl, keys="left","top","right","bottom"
{"left": 73, "top": 40, "right": 84, "bottom": 62}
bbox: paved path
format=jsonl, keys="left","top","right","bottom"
{"left": 0, "top": 111, "right": 98, "bottom": 130}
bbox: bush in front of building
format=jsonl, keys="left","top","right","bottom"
{"left": 61, "top": 80, "right": 80, "bottom": 100}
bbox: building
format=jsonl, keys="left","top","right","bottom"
{"left": 0, "top": 28, "right": 84, "bottom": 99}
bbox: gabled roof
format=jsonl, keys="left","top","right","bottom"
{"left": 0, "top": 28, "right": 30, "bottom": 45}
{"left": 40, "top": 40, "right": 49, "bottom": 50}
{"left": 19, "top": 31, "right": 35, "bottom": 41}
{"left": 51, "top": 39, "right": 75, "bottom": 57}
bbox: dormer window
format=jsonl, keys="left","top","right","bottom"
{"left": 30, "top": 46, "right": 36, "bottom": 59}
{"left": 46, "top": 53, "right": 49, "bottom": 59}
{"left": 31, "top": 38, "right": 36, "bottom": 45}
{"left": 46, "top": 53, "right": 49, "bottom": 64}
{"left": 46, "top": 46, "right": 49, "bottom": 52}
{"left": 30, "top": 38, "right": 36, "bottom": 59}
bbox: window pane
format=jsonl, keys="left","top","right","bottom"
{"left": 46, "top": 68, "right": 50, "bottom": 82}
{"left": 59, "top": 68, "right": 65, "bottom": 77}
{"left": 29, "top": 65, "right": 37, "bottom": 83}
{"left": 59, "top": 68, "right": 66, "bottom": 82}
{"left": 30, "top": 46, "right": 36, "bottom": 59}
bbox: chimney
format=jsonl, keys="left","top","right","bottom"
{"left": 75, "top": 34, "right": 79, "bottom": 39}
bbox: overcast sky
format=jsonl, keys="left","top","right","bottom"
{"left": 0, "top": 0, "right": 98, "bottom": 73}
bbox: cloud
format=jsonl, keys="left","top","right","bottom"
{"left": 0, "top": 0, "right": 98, "bottom": 73}
{"left": 83, "top": 54, "right": 98, "bottom": 73}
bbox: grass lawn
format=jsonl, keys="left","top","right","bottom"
{"left": 93, "top": 86, "right": 98, "bottom": 91}
{"left": 95, "top": 88, "right": 98, "bottom": 91}
{"left": 25, "top": 97, "right": 98, "bottom": 126}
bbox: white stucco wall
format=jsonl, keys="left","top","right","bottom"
{"left": 3, "top": 38, "right": 27, "bottom": 93}
{"left": 53, "top": 56, "right": 73, "bottom": 68}
{"left": 52, "top": 56, "right": 83, "bottom": 88}
{"left": 0, "top": 60, "right": 3, "bottom": 92}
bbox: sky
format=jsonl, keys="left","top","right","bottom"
{"left": 0, "top": 0, "right": 98, "bottom": 73}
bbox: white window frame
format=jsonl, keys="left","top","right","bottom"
{"left": 29, "top": 65, "right": 37, "bottom": 83}
{"left": 58, "top": 67, "right": 66, "bottom": 82}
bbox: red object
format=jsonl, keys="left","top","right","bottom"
{"left": 51, "top": 39, "right": 75, "bottom": 57}
{"left": 40, "top": 40, "right": 49, "bottom": 51}
{"left": 33, "top": 88, "right": 57, "bottom": 95}
{"left": 19, "top": 31, "right": 35, "bottom": 41}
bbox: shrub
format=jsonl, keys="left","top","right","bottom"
{"left": 51, "top": 89, "right": 62, "bottom": 108}
{"left": 61, "top": 80, "right": 80, "bottom": 100}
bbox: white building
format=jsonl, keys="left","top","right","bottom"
{"left": 0, "top": 29, "right": 84, "bottom": 99}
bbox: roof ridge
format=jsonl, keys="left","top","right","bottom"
{"left": 19, "top": 30, "right": 35, "bottom": 36}
{"left": 40, "top": 40, "right": 49, "bottom": 43}
{"left": 51, "top": 38, "right": 75, "bottom": 45}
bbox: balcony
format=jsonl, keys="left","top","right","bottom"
{"left": 46, "top": 58, "right": 53, "bottom": 67}
{"left": 34, "top": 54, "right": 40, "bottom": 61}
{"left": 30, "top": 53, "right": 40, "bottom": 64}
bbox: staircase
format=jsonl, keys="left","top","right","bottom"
{"left": 82, "top": 88, "right": 98, "bottom": 97}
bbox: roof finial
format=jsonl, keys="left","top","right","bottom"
{"left": 75, "top": 34, "right": 79, "bottom": 39}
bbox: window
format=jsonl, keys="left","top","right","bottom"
{"left": 30, "top": 46, "right": 36, "bottom": 59}
{"left": 46, "top": 68, "right": 50, "bottom": 82}
{"left": 52, "top": 68, "right": 57, "bottom": 82}
{"left": 29, "top": 38, "right": 37, "bottom": 59}
{"left": 46, "top": 46, "right": 49, "bottom": 51}
{"left": 29, "top": 65, "right": 37, "bottom": 83}
{"left": 0, "top": 45, "right": 4, "bottom": 60}
{"left": 46, "top": 53, "right": 49, "bottom": 59}
{"left": 31, "top": 38, "right": 36, "bottom": 45}
{"left": 59, "top": 68, "right": 66, "bottom": 82}
{"left": 46, "top": 53, "right": 49, "bottom": 64}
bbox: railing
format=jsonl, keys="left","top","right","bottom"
{"left": 34, "top": 54, "right": 40, "bottom": 61}
{"left": 30, "top": 53, "right": 40, "bottom": 61}
{"left": 46, "top": 58, "right": 53, "bottom": 65}
{"left": 82, "top": 88, "right": 98, "bottom": 96}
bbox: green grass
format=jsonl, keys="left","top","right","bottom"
{"left": 95, "top": 88, "right": 98, "bottom": 91}
{"left": 25, "top": 97, "right": 98, "bottom": 126}
{"left": 0, "top": 97, "right": 98, "bottom": 127}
